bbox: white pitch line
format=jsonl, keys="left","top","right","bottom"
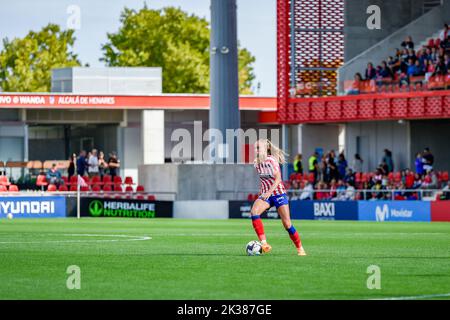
{"left": 370, "top": 292, "right": 450, "bottom": 300}
{"left": 0, "top": 233, "right": 151, "bottom": 244}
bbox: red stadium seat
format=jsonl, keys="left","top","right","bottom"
{"left": 125, "top": 186, "right": 134, "bottom": 192}
{"left": 82, "top": 176, "right": 90, "bottom": 185}
{"left": 0, "top": 185, "right": 7, "bottom": 192}
{"left": 247, "top": 193, "right": 254, "bottom": 201}
{"left": 136, "top": 185, "right": 145, "bottom": 192}
{"left": 61, "top": 176, "right": 68, "bottom": 185}
{"left": 113, "top": 176, "right": 123, "bottom": 185}
{"left": 90, "top": 175, "right": 102, "bottom": 186}
{"left": 442, "top": 171, "right": 449, "bottom": 181}
{"left": 102, "top": 175, "right": 113, "bottom": 185}
{"left": 68, "top": 175, "right": 78, "bottom": 186}
{"left": 103, "top": 184, "right": 112, "bottom": 192}
{"left": 47, "top": 184, "right": 57, "bottom": 192}
{"left": 69, "top": 184, "right": 78, "bottom": 192}
{"left": 0, "top": 175, "right": 11, "bottom": 186}
{"left": 289, "top": 173, "right": 297, "bottom": 181}
{"left": 8, "top": 184, "right": 19, "bottom": 192}
{"left": 91, "top": 184, "right": 102, "bottom": 192}
{"left": 147, "top": 195, "right": 156, "bottom": 201}
{"left": 36, "top": 175, "right": 48, "bottom": 189}
{"left": 80, "top": 185, "right": 90, "bottom": 192}
{"left": 135, "top": 194, "right": 145, "bottom": 200}
{"left": 113, "top": 184, "right": 123, "bottom": 192}
{"left": 124, "top": 176, "right": 134, "bottom": 185}
{"left": 307, "top": 173, "right": 315, "bottom": 183}
{"left": 59, "top": 184, "right": 68, "bottom": 192}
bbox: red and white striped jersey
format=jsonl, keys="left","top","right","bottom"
{"left": 254, "top": 155, "right": 286, "bottom": 196}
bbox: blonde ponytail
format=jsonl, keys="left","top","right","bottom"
{"left": 257, "top": 139, "right": 288, "bottom": 164}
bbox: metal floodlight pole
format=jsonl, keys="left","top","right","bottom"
{"left": 210, "top": 0, "right": 240, "bottom": 163}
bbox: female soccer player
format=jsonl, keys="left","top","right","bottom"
{"left": 251, "top": 139, "right": 306, "bottom": 256}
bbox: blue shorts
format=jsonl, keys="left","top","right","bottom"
{"left": 259, "top": 193, "right": 289, "bottom": 209}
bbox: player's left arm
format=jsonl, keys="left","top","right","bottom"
{"left": 261, "top": 165, "right": 282, "bottom": 200}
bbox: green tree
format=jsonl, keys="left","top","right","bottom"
{"left": 0, "top": 24, "right": 81, "bottom": 92}
{"left": 101, "top": 6, "right": 256, "bottom": 94}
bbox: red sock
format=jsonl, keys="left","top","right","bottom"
{"left": 287, "top": 225, "right": 302, "bottom": 249}
{"left": 251, "top": 216, "right": 266, "bottom": 241}
{"left": 289, "top": 231, "right": 302, "bottom": 249}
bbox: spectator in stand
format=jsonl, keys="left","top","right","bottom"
{"left": 328, "top": 179, "right": 337, "bottom": 199}
{"left": 377, "top": 61, "right": 394, "bottom": 88}
{"left": 316, "top": 182, "right": 329, "bottom": 200}
{"left": 430, "top": 47, "right": 439, "bottom": 64}
{"left": 76, "top": 150, "right": 87, "bottom": 176}
{"left": 299, "top": 181, "right": 314, "bottom": 200}
{"left": 308, "top": 151, "right": 319, "bottom": 183}
{"left": 346, "top": 73, "right": 363, "bottom": 95}
{"left": 98, "top": 151, "right": 108, "bottom": 178}
{"left": 108, "top": 151, "right": 121, "bottom": 178}
{"left": 440, "top": 181, "right": 450, "bottom": 200}
{"left": 327, "top": 151, "right": 339, "bottom": 182}
{"left": 415, "top": 152, "right": 425, "bottom": 176}
{"left": 406, "top": 49, "right": 417, "bottom": 63}
{"left": 333, "top": 180, "right": 347, "bottom": 200}
{"left": 439, "top": 24, "right": 449, "bottom": 44}
{"left": 412, "top": 173, "right": 423, "bottom": 189}
{"left": 382, "top": 149, "right": 394, "bottom": 173}
{"left": 365, "top": 62, "right": 377, "bottom": 80}
{"left": 422, "top": 147, "right": 434, "bottom": 172}
{"left": 433, "top": 58, "right": 448, "bottom": 76}
{"left": 46, "top": 163, "right": 63, "bottom": 187}
{"left": 68, "top": 153, "right": 76, "bottom": 179}
{"left": 405, "top": 170, "right": 415, "bottom": 189}
{"left": 337, "top": 153, "right": 348, "bottom": 180}
{"left": 444, "top": 54, "right": 450, "bottom": 70}
{"left": 352, "top": 154, "right": 363, "bottom": 173}
{"left": 424, "top": 59, "right": 436, "bottom": 82}
{"left": 401, "top": 36, "right": 414, "bottom": 50}
{"left": 88, "top": 149, "right": 99, "bottom": 177}
{"left": 388, "top": 55, "right": 400, "bottom": 74}
{"left": 320, "top": 154, "right": 328, "bottom": 182}
{"left": 373, "top": 168, "right": 383, "bottom": 185}
{"left": 344, "top": 168, "right": 355, "bottom": 186}
{"left": 343, "top": 181, "right": 356, "bottom": 200}
{"left": 293, "top": 154, "right": 303, "bottom": 174}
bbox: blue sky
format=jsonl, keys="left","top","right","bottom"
{"left": 0, "top": 0, "right": 277, "bottom": 96}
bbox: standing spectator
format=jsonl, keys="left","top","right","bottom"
{"left": 401, "top": 36, "right": 414, "bottom": 50}
{"left": 328, "top": 150, "right": 339, "bottom": 181}
{"left": 365, "top": 62, "right": 377, "bottom": 80}
{"left": 415, "top": 152, "right": 424, "bottom": 176}
{"left": 352, "top": 154, "right": 363, "bottom": 173}
{"left": 46, "top": 163, "right": 63, "bottom": 187}
{"left": 76, "top": 150, "right": 87, "bottom": 176}
{"left": 337, "top": 153, "right": 348, "bottom": 180}
{"left": 68, "top": 153, "right": 76, "bottom": 179}
{"left": 108, "top": 151, "right": 121, "bottom": 178}
{"left": 293, "top": 154, "right": 303, "bottom": 174}
{"left": 308, "top": 151, "right": 319, "bottom": 183}
{"left": 439, "top": 24, "right": 449, "bottom": 43}
{"left": 98, "top": 151, "right": 108, "bottom": 178}
{"left": 382, "top": 149, "right": 394, "bottom": 173}
{"left": 88, "top": 149, "right": 100, "bottom": 177}
{"left": 422, "top": 147, "right": 434, "bottom": 172}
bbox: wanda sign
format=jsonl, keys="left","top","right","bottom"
{"left": 0, "top": 94, "right": 276, "bottom": 111}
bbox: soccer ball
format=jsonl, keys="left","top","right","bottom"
{"left": 6, "top": 213, "right": 13, "bottom": 220}
{"left": 246, "top": 240, "right": 262, "bottom": 256}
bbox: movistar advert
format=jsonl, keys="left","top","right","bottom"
{"left": 80, "top": 197, "right": 173, "bottom": 218}
{"left": 0, "top": 197, "right": 66, "bottom": 219}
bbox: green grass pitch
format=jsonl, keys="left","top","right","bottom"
{"left": 0, "top": 218, "right": 449, "bottom": 300}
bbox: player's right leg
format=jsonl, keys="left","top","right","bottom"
{"left": 250, "top": 199, "right": 272, "bottom": 253}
